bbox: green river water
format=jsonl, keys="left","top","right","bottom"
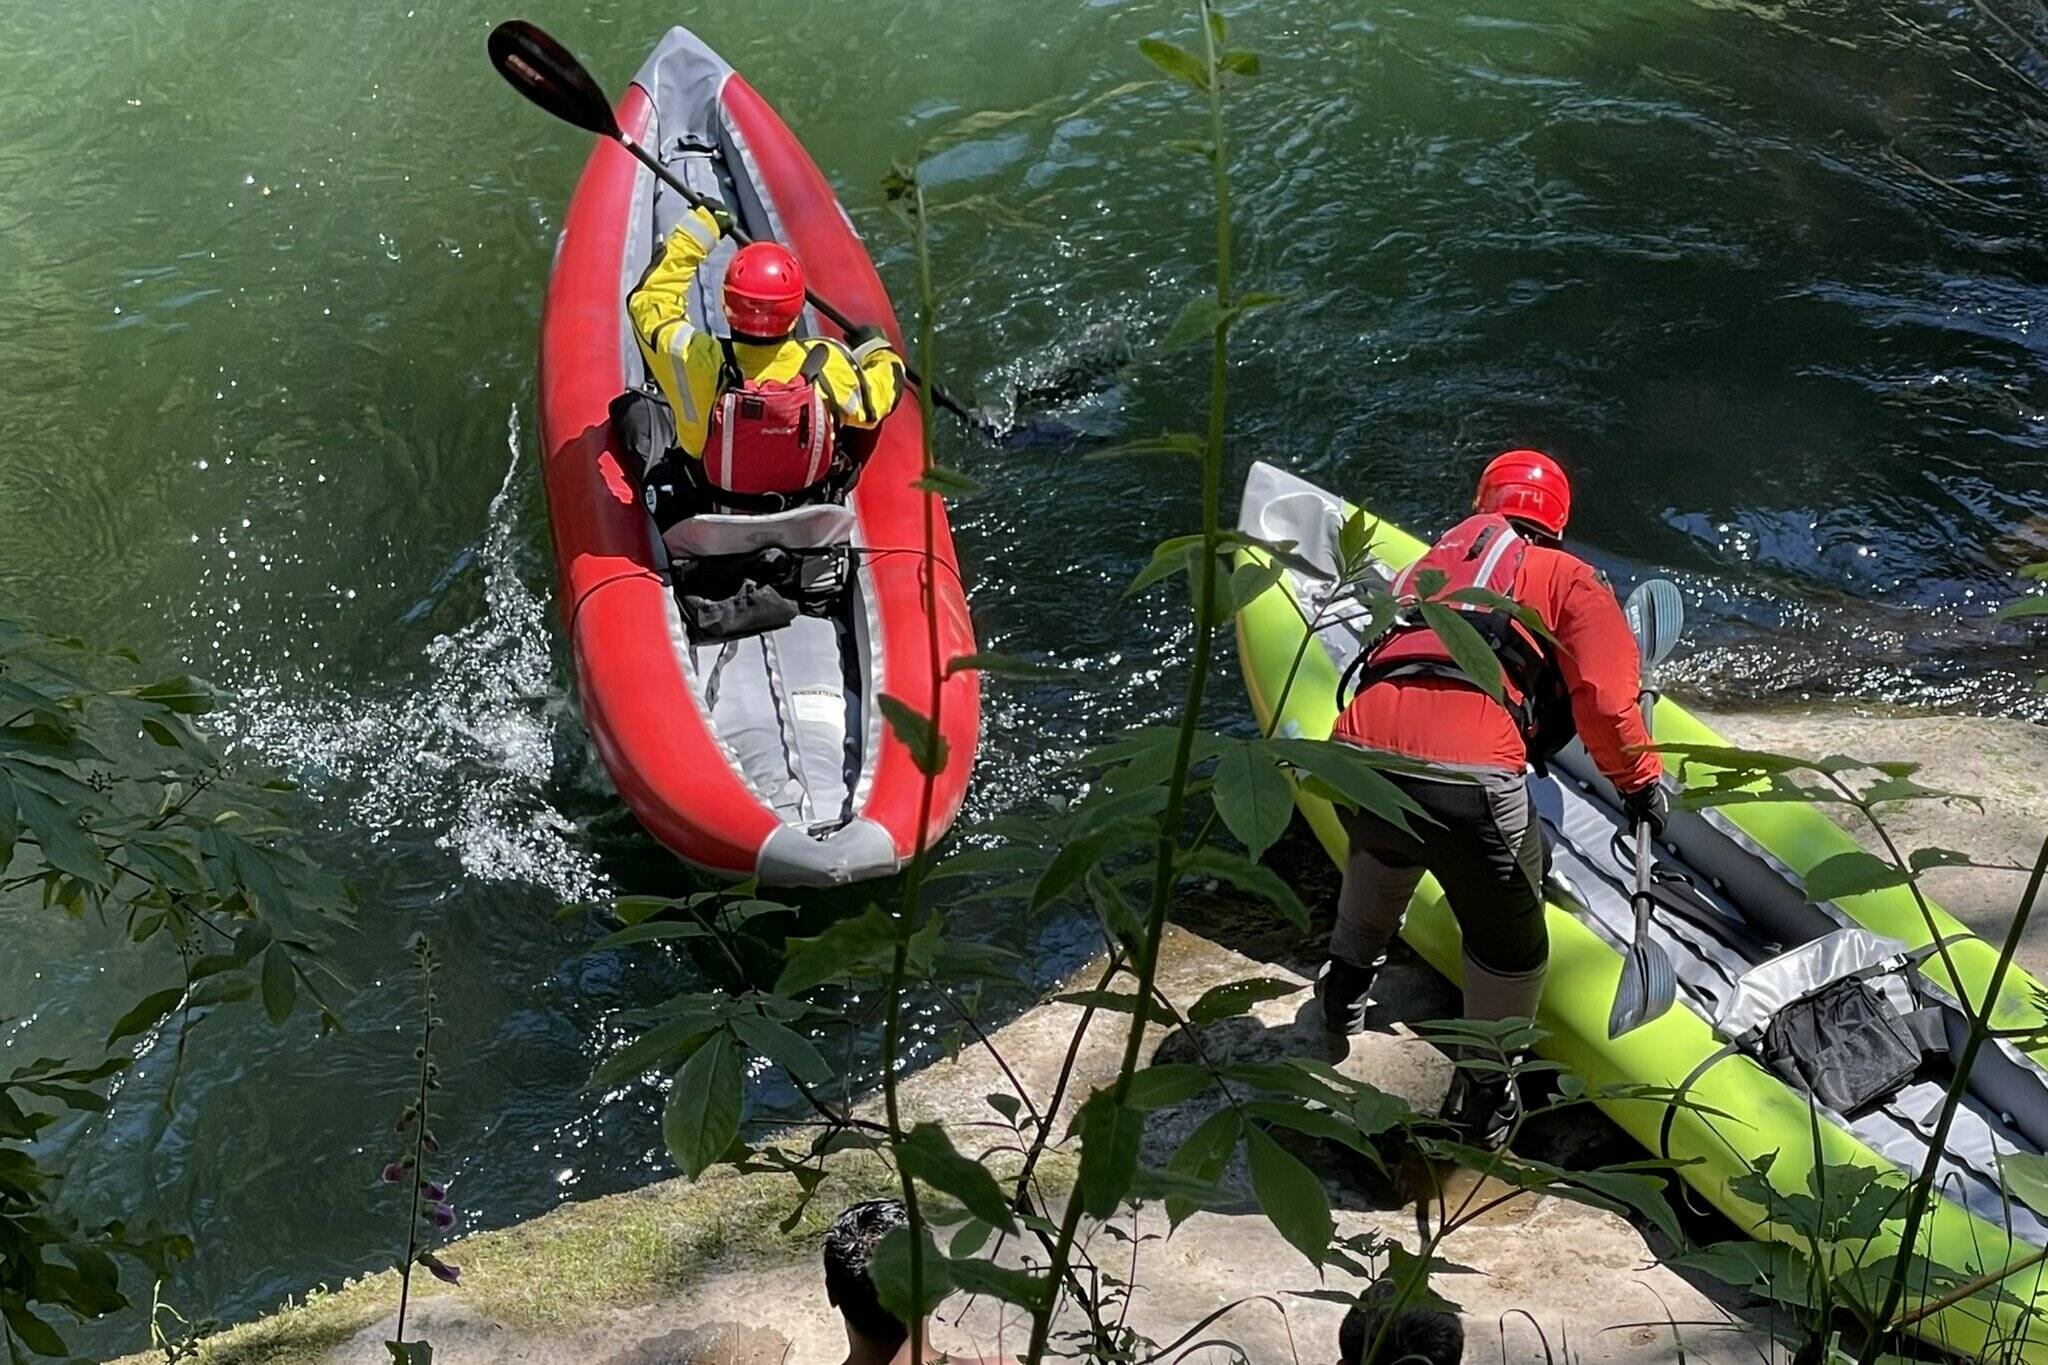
{"left": 2, "top": 0, "right": 2044, "bottom": 1351}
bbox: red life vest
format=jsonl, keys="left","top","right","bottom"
{"left": 701, "top": 339, "right": 835, "bottom": 498}
{"left": 1342, "top": 513, "right": 1567, "bottom": 752}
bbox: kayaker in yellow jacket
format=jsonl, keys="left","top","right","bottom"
{"left": 628, "top": 207, "right": 905, "bottom": 510}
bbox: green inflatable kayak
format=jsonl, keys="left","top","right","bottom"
{"left": 1233, "top": 460, "right": 2048, "bottom": 1360}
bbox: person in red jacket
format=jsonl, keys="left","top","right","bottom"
{"left": 1321, "top": 449, "right": 1669, "bottom": 1148}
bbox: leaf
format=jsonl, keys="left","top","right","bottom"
{"left": 587, "top": 1011, "right": 719, "bottom": 1092}
{"left": 898, "top": 1123, "right": 1017, "bottom": 1232}
{"left": 944, "top": 652, "right": 1079, "bottom": 682}
{"left": 589, "top": 919, "right": 713, "bottom": 952}
{"left": 776, "top": 905, "right": 898, "bottom": 995}
{"left": 13, "top": 783, "right": 109, "bottom": 888}
{"left": 1138, "top": 35, "right": 1209, "bottom": 90}
{"left": 140, "top": 717, "right": 183, "bottom": 748}
{"left": 0, "top": 778, "right": 16, "bottom": 873}
{"left": 1131, "top": 1165, "right": 1234, "bottom": 1210}
{"left": 870, "top": 1226, "right": 952, "bottom": 1324}
{"left": 2001, "top": 1151, "right": 2048, "bottom": 1216}
{"left": 879, "top": 694, "right": 949, "bottom": 777}
{"left": 1242, "top": 1101, "right": 1378, "bottom": 1159}
{"left": 945, "top": 1253, "right": 1051, "bottom": 1311}
{"left": 1676, "top": 1242, "right": 1817, "bottom": 1311}
{"left": 951, "top": 1218, "right": 994, "bottom": 1258}
{"left": 131, "top": 675, "right": 215, "bottom": 714}
{"left": 729, "top": 1013, "right": 832, "bottom": 1086}
{"left": 1415, "top": 602, "right": 1505, "bottom": 702}
{"left": 663, "top": 1030, "right": 741, "bottom": 1179}
{"left": 1030, "top": 819, "right": 1151, "bottom": 913}
{"left": 1909, "top": 846, "right": 1979, "bottom": 873}
{"left": 1163, "top": 295, "right": 1229, "bottom": 351}
{"left": 1125, "top": 1063, "right": 1213, "bottom": 1111}
{"left": 1082, "top": 432, "right": 1206, "bottom": 463}
{"left": 1801, "top": 850, "right": 1912, "bottom": 903}
{"left": 1996, "top": 597, "right": 2048, "bottom": 621}
{"left": 260, "top": 947, "right": 297, "bottom": 1025}
{"left": 2022, "top": 562, "right": 2048, "bottom": 581}
{"left": 1246, "top": 1123, "right": 1333, "bottom": 1265}
{"left": 1219, "top": 48, "right": 1261, "bottom": 76}
{"left": 1166, "top": 1108, "right": 1244, "bottom": 1226}
{"left": 1077, "top": 1093, "right": 1144, "bottom": 1217}
{"left": 1188, "top": 976, "right": 1303, "bottom": 1027}
{"left": 106, "top": 987, "right": 185, "bottom": 1045}
{"left": 912, "top": 465, "right": 984, "bottom": 499}
{"left": 1128, "top": 537, "right": 1202, "bottom": 598}
{"left": 1176, "top": 847, "right": 1311, "bottom": 929}
{"left": 1212, "top": 559, "right": 1287, "bottom": 628}
{"left": 187, "top": 975, "right": 254, "bottom": 1009}
{"left": 1264, "top": 738, "right": 1427, "bottom": 838}
{"left": 4, "top": 1302, "right": 69, "bottom": 1358}
{"left": 1211, "top": 743, "right": 1294, "bottom": 860}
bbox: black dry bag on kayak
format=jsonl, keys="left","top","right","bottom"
{"left": 1759, "top": 977, "right": 1924, "bottom": 1115}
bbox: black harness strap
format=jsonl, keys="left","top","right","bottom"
{"left": 717, "top": 336, "right": 745, "bottom": 390}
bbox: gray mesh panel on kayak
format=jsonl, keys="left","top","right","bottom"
{"left": 1239, "top": 459, "right": 2048, "bottom": 1248}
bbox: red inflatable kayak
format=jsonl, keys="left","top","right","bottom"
{"left": 537, "top": 27, "right": 978, "bottom": 885}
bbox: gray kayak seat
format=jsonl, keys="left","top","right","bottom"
{"left": 1239, "top": 458, "right": 2048, "bottom": 1240}
{"left": 663, "top": 505, "right": 856, "bottom": 559}
{"left": 607, "top": 30, "right": 893, "bottom": 885}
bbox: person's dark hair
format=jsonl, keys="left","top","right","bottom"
{"left": 824, "top": 1199, "right": 912, "bottom": 1348}
{"left": 1338, "top": 1278, "right": 1464, "bottom": 1365}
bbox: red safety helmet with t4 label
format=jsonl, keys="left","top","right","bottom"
{"left": 1475, "top": 448, "right": 1572, "bottom": 539}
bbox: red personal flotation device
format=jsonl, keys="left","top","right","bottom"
{"left": 701, "top": 338, "right": 835, "bottom": 499}
{"left": 1340, "top": 513, "right": 1569, "bottom": 754}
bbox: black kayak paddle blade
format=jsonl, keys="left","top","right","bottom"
{"left": 489, "top": 20, "right": 620, "bottom": 139}
{"left": 1608, "top": 917, "right": 1678, "bottom": 1039}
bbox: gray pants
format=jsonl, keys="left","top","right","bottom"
{"left": 1333, "top": 768, "right": 1548, "bottom": 1022}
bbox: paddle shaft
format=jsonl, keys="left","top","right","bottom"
{"left": 614, "top": 133, "right": 977, "bottom": 427}
{"left": 1633, "top": 688, "right": 1660, "bottom": 907}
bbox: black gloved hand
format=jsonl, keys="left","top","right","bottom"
{"left": 1622, "top": 781, "right": 1671, "bottom": 839}
{"left": 844, "top": 324, "right": 888, "bottom": 350}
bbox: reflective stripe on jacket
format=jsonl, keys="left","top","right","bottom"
{"left": 1334, "top": 541, "right": 1663, "bottom": 793}
{"left": 626, "top": 208, "right": 906, "bottom": 459}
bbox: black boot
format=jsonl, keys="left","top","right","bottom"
{"left": 1316, "top": 953, "right": 1387, "bottom": 1037}
{"left": 1438, "top": 1062, "right": 1523, "bottom": 1152}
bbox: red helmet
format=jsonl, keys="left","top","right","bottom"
{"left": 723, "top": 242, "right": 806, "bottom": 339}
{"left": 1475, "top": 448, "right": 1572, "bottom": 538}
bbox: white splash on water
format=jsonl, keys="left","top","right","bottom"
{"left": 229, "top": 407, "right": 606, "bottom": 902}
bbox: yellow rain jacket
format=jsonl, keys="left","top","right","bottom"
{"left": 628, "top": 208, "right": 905, "bottom": 461}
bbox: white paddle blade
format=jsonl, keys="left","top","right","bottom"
{"left": 1624, "top": 578, "right": 1686, "bottom": 670}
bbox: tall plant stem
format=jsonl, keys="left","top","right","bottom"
{"left": 393, "top": 955, "right": 435, "bottom": 1346}
{"left": 875, "top": 164, "right": 951, "bottom": 1365}
{"left": 1024, "top": 6, "right": 1233, "bottom": 1359}
{"left": 1860, "top": 830, "right": 2048, "bottom": 1359}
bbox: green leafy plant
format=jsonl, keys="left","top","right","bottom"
{"left": 0, "top": 624, "right": 350, "bottom": 1361}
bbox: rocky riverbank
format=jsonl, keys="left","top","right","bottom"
{"left": 125, "top": 705, "right": 2047, "bottom": 1365}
